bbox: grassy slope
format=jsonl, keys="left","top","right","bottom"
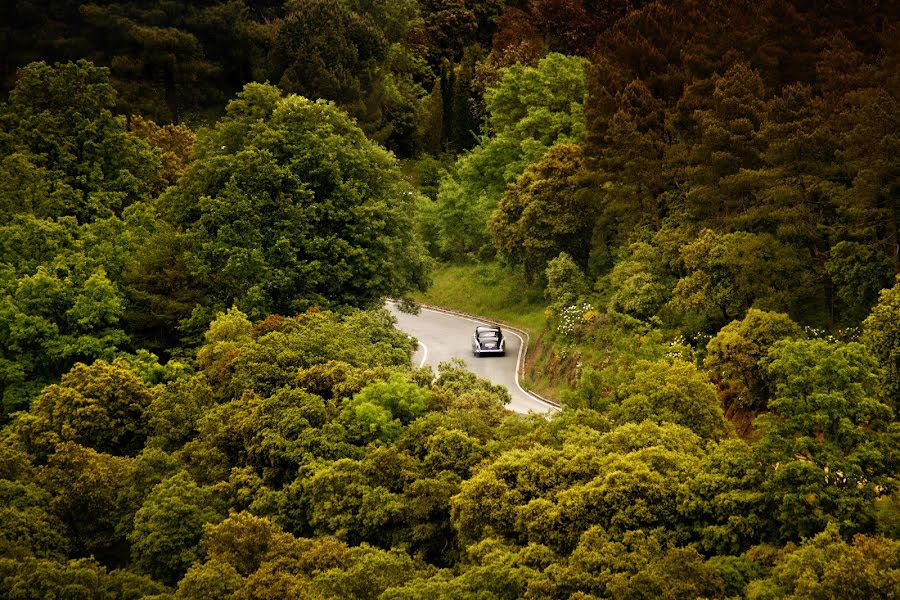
{"left": 412, "top": 262, "right": 547, "bottom": 336}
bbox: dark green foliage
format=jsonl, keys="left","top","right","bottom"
{"left": 129, "top": 471, "right": 224, "bottom": 586}
{"left": 755, "top": 338, "right": 895, "bottom": 541}
{"left": 269, "top": 0, "right": 387, "bottom": 106}
{"left": 704, "top": 309, "right": 804, "bottom": 412}
{"left": 14, "top": 359, "right": 153, "bottom": 458}
{"left": 0, "top": 61, "right": 160, "bottom": 223}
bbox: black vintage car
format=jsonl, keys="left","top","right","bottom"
{"left": 472, "top": 325, "right": 505, "bottom": 357}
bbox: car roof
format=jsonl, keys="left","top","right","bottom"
{"left": 476, "top": 326, "right": 501, "bottom": 333}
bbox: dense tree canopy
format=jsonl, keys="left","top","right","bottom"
{"left": 161, "top": 83, "right": 429, "bottom": 325}
{"left": 1, "top": 1, "right": 898, "bottom": 598}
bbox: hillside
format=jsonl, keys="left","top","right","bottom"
{"left": 0, "top": 1, "right": 898, "bottom": 598}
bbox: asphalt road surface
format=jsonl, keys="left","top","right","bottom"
{"left": 387, "top": 303, "right": 559, "bottom": 414}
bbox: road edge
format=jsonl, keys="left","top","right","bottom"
{"left": 404, "top": 302, "right": 561, "bottom": 410}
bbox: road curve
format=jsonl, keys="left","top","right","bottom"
{"left": 387, "top": 303, "right": 559, "bottom": 414}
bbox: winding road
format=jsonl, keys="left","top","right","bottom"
{"left": 387, "top": 303, "right": 559, "bottom": 414}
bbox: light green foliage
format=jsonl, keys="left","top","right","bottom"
{"left": 0, "top": 60, "right": 159, "bottom": 223}
{"left": 489, "top": 144, "right": 596, "bottom": 280}
{"left": 755, "top": 338, "right": 895, "bottom": 540}
{"left": 745, "top": 524, "right": 900, "bottom": 599}
{"left": 161, "top": 83, "right": 429, "bottom": 323}
{"left": 538, "top": 528, "right": 725, "bottom": 599}
{"left": 704, "top": 309, "right": 804, "bottom": 411}
{"left": 430, "top": 359, "right": 512, "bottom": 413}
{"left": 421, "top": 427, "right": 488, "bottom": 478}
{"left": 341, "top": 374, "right": 428, "bottom": 444}
{"left": 176, "top": 559, "right": 244, "bottom": 600}
{"left": 0, "top": 206, "right": 161, "bottom": 418}
{"left": 384, "top": 538, "right": 552, "bottom": 600}
{"left": 611, "top": 360, "right": 730, "bottom": 440}
{"left": 312, "top": 543, "right": 434, "bottom": 600}
{"left": 0, "top": 263, "right": 130, "bottom": 417}
{"left": 192, "top": 387, "right": 342, "bottom": 487}
{"left": 607, "top": 243, "right": 671, "bottom": 320}
{"left": 434, "top": 53, "right": 588, "bottom": 259}
{"left": 0, "top": 475, "right": 68, "bottom": 560}
{"left": 451, "top": 421, "right": 705, "bottom": 554}
{"left": 544, "top": 252, "right": 589, "bottom": 311}
{"left": 129, "top": 471, "right": 224, "bottom": 586}
{"left": 862, "top": 276, "right": 900, "bottom": 406}
{"left": 303, "top": 449, "right": 416, "bottom": 546}
{"left": 226, "top": 309, "right": 415, "bottom": 398}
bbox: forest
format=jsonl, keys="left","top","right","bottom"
{"left": 0, "top": 0, "right": 898, "bottom": 598}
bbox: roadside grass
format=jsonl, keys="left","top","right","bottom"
{"left": 411, "top": 262, "right": 547, "bottom": 336}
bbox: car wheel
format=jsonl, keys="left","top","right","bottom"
{"left": 473, "top": 350, "right": 480, "bottom": 358}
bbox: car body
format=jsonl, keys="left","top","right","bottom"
{"left": 472, "top": 325, "right": 505, "bottom": 357}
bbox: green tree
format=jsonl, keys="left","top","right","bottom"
{"left": 129, "top": 470, "right": 224, "bottom": 586}
{"left": 538, "top": 528, "right": 725, "bottom": 600}
{"left": 0, "top": 262, "right": 130, "bottom": 418}
{"left": 451, "top": 421, "right": 705, "bottom": 554}
{"left": 826, "top": 241, "right": 894, "bottom": 324}
{"left": 755, "top": 338, "right": 895, "bottom": 541}
{"left": 0, "top": 60, "right": 159, "bottom": 223}
{"left": 544, "top": 252, "right": 589, "bottom": 313}
{"left": 160, "top": 83, "right": 429, "bottom": 324}
{"left": 78, "top": 3, "right": 215, "bottom": 124}
{"left": 703, "top": 309, "right": 804, "bottom": 412}
{"left": 607, "top": 242, "right": 672, "bottom": 320}
{"left": 14, "top": 360, "right": 153, "bottom": 459}
{"left": 679, "top": 438, "right": 773, "bottom": 554}
{"left": 489, "top": 144, "right": 597, "bottom": 281}
{"left": 862, "top": 276, "right": 900, "bottom": 407}
{"left": 434, "top": 53, "right": 588, "bottom": 259}
{"left": 745, "top": 524, "right": 900, "bottom": 600}
{"left": 611, "top": 359, "right": 730, "bottom": 440}
{"left": 0, "top": 556, "right": 166, "bottom": 600}
{"left": 341, "top": 374, "right": 428, "bottom": 444}
{"left": 268, "top": 0, "right": 387, "bottom": 106}
{"left": 38, "top": 442, "right": 137, "bottom": 564}
{"left": 669, "top": 62, "right": 767, "bottom": 226}
{"left": 668, "top": 229, "right": 811, "bottom": 328}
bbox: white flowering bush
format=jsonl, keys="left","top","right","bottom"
{"left": 556, "top": 303, "right": 595, "bottom": 338}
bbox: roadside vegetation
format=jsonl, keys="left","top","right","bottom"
{"left": 411, "top": 262, "right": 546, "bottom": 335}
